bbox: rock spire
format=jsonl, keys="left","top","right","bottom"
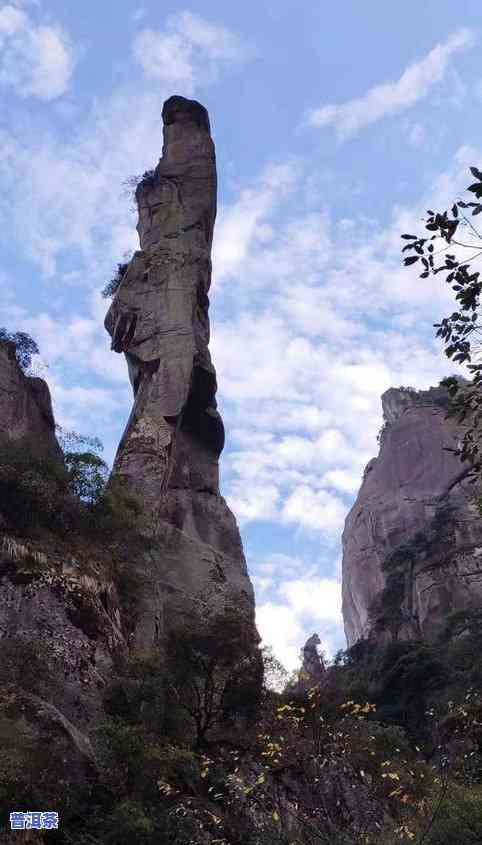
{"left": 104, "top": 96, "right": 259, "bottom": 652}
{"left": 105, "top": 95, "right": 223, "bottom": 525}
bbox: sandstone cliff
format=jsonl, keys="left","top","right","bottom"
{"left": 342, "top": 384, "right": 482, "bottom": 647}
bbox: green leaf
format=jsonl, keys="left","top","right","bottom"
{"left": 470, "top": 166, "right": 482, "bottom": 180}
{"left": 467, "top": 183, "right": 482, "bottom": 197}
{"left": 404, "top": 256, "right": 420, "bottom": 266}
{"left": 401, "top": 234, "right": 417, "bottom": 240}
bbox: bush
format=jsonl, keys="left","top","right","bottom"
{"left": 0, "top": 443, "right": 70, "bottom": 533}
{"left": 0, "top": 636, "right": 54, "bottom": 697}
{"left": 102, "top": 262, "right": 130, "bottom": 299}
{"left": 423, "top": 786, "right": 482, "bottom": 844}
{"left": 0, "top": 327, "right": 39, "bottom": 371}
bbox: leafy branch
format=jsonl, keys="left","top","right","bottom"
{"left": 401, "top": 167, "right": 482, "bottom": 468}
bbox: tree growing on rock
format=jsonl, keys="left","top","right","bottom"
{"left": 0, "top": 328, "right": 39, "bottom": 372}
{"left": 166, "top": 611, "right": 262, "bottom": 748}
{"left": 401, "top": 166, "right": 482, "bottom": 470}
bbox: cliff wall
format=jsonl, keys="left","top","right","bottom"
{"left": 342, "top": 385, "right": 482, "bottom": 647}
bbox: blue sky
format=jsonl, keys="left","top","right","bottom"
{"left": 1, "top": 0, "right": 481, "bottom": 670}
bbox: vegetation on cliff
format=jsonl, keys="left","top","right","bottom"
{"left": 401, "top": 165, "right": 482, "bottom": 470}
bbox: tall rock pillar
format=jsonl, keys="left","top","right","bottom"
{"left": 105, "top": 96, "right": 259, "bottom": 653}
{"left": 105, "top": 96, "right": 222, "bottom": 525}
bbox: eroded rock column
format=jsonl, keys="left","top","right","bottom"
{"left": 105, "top": 95, "right": 224, "bottom": 527}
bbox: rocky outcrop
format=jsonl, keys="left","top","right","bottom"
{"left": 0, "top": 339, "right": 62, "bottom": 463}
{"left": 0, "top": 344, "right": 126, "bottom": 806}
{"left": 293, "top": 633, "right": 326, "bottom": 693}
{"left": 342, "top": 385, "right": 482, "bottom": 647}
{"left": 104, "top": 96, "right": 258, "bottom": 651}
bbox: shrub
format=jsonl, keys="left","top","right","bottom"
{"left": 0, "top": 443, "right": 69, "bottom": 533}
{"left": 423, "top": 786, "right": 482, "bottom": 844}
{"left": 0, "top": 327, "right": 39, "bottom": 371}
{"left": 0, "top": 636, "right": 54, "bottom": 697}
{"left": 102, "top": 262, "right": 130, "bottom": 299}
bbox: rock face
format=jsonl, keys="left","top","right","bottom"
{"left": 105, "top": 96, "right": 258, "bottom": 650}
{"left": 342, "top": 385, "right": 482, "bottom": 647}
{"left": 0, "top": 339, "right": 62, "bottom": 463}
{"left": 0, "top": 342, "right": 126, "bottom": 801}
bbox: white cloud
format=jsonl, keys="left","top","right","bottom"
{"left": 226, "top": 482, "right": 280, "bottom": 524}
{"left": 133, "top": 11, "right": 246, "bottom": 90}
{"left": 281, "top": 486, "right": 348, "bottom": 534}
{"left": 0, "top": 10, "right": 248, "bottom": 279}
{"left": 213, "top": 163, "right": 297, "bottom": 285}
{"left": 256, "top": 573, "right": 344, "bottom": 671}
{"left": 307, "top": 29, "right": 474, "bottom": 138}
{"left": 0, "top": 3, "right": 75, "bottom": 100}
{"left": 322, "top": 468, "right": 363, "bottom": 495}
{"left": 211, "top": 150, "right": 472, "bottom": 538}
{"left": 0, "top": 89, "right": 160, "bottom": 275}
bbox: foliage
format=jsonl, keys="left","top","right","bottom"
{"left": 102, "top": 261, "right": 130, "bottom": 299}
{"left": 0, "top": 327, "right": 40, "bottom": 372}
{"left": 0, "top": 636, "right": 54, "bottom": 697}
{"left": 166, "top": 611, "right": 263, "bottom": 747}
{"left": 122, "top": 170, "right": 157, "bottom": 207}
{"left": 0, "top": 442, "right": 70, "bottom": 533}
{"left": 262, "top": 645, "right": 289, "bottom": 692}
{"left": 401, "top": 166, "right": 482, "bottom": 468}
{"left": 421, "top": 786, "right": 482, "bottom": 844}
{"left": 0, "top": 428, "right": 143, "bottom": 540}
{"left": 4, "top": 622, "right": 482, "bottom": 843}
{"left": 368, "top": 510, "right": 457, "bottom": 641}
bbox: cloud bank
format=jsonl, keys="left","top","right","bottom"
{"left": 307, "top": 29, "right": 474, "bottom": 138}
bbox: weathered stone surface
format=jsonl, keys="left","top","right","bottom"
{"left": 0, "top": 534, "right": 125, "bottom": 725}
{"left": 298, "top": 633, "right": 325, "bottom": 689}
{"left": 342, "top": 385, "right": 482, "bottom": 647}
{"left": 105, "top": 96, "right": 258, "bottom": 651}
{"left": 0, "top": 340, "right": 62, "bottom": 463}
{"left": 105, "top": 95, "right": 222, "bottom": 522}
{"left": 0, "top": 339, "right": 126, "bottom": 780}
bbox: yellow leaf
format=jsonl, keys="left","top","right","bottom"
{"left": 272, "top": 809, "right": 280, "bottom": 822}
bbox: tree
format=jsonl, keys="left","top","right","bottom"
{"left": 166, "top": 612, "right": 262, "bottom": 747}
{"left": 261, "top": 645, "right": 288, "bottom": 693}
{"left": 102, "top": 261, "right": 130, "bottom": 299}
{"left": 56, "top": 427, "right": 109, "bottom": 505}
{"left": 0, "top": 328, "right": 40, "bottom": 372}
{"left": 401, "top": 166, "right": 482, "bottom": 469}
